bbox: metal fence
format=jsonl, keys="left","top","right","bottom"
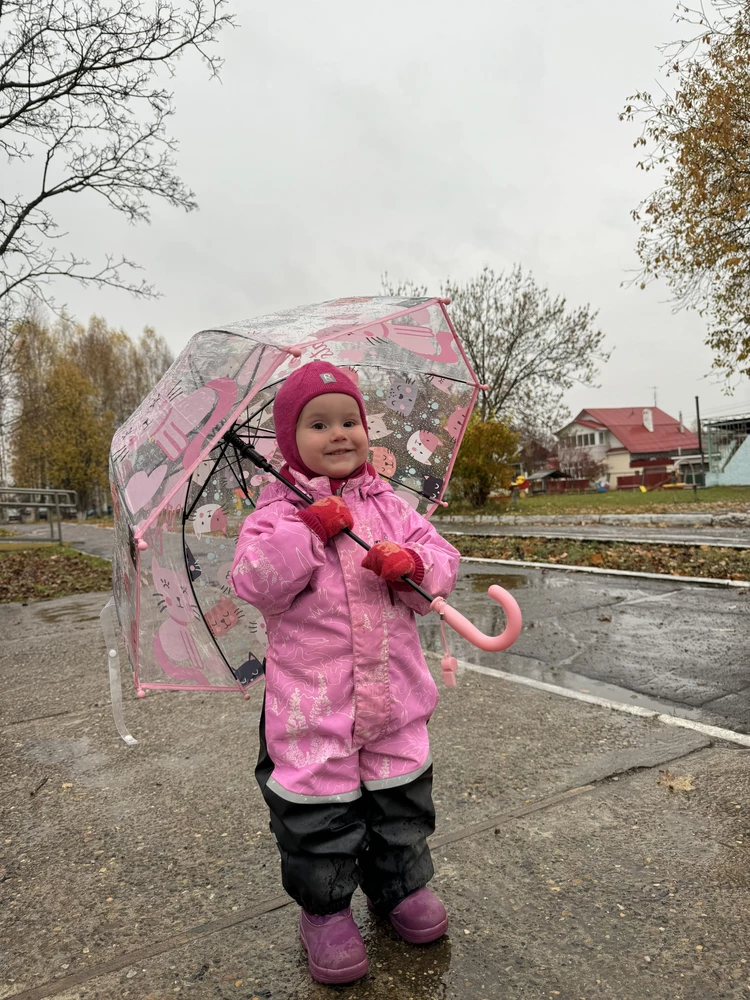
{"left": 0, "top": 488, "right": 78, "bottom": 543}
{"left": 702, "top": 413, "right": 750, "bottom": 482}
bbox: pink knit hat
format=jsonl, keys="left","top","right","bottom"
{"left": 272, "top": 362, "right": 368, "bottom": 478}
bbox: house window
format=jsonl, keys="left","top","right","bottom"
{"left": 598, "top": 432, "right": 606, "bottom": 444}
{"left": 576, "top": 432, "right": 595, "bottom": 447}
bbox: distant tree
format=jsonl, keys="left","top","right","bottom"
{"left": 450, "top": 414, "right": 519, "bottom": 507}
{"left": 8, "top": 315, "right": 57, "bottom": 489}
{"left": 621, "top": 0, "right": 750, "bottom": 381}
{"left": 556, "top": 442, "right": 608, "bottom": 482}
{"left": 42, "top": 359, "right": 113, "bottom": 512}
{"left": 0, "top": 0, "right": 233, "bottom": 466}
{"left": 9, "top": 312, "right": 172, "bottom": 508}
{"left": 68, "top": 316, "right": 173, "bottom": 427}
{"left": 383, "top": 266, "right": 608, "bottom": 431}
{"left": 518, "top": 437, "right": 554, "bottom": 475}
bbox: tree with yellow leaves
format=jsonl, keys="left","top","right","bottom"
{"left": 43, "top": 359, "right": 113, "bottom": 512}
{"left": 451, "top": 414, "right": 519, "bottom": 508}
{"left": 10, "top": 314, "right": 172, "bottom": 510}
{"left": 622, "top": 0, "right": 750, "bottom": 381}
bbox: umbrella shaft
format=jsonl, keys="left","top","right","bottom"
{"left": 225, "top": 431, "right": 433, "bottom": 603}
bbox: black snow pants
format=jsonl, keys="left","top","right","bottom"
{"left": 256, "top": 701, "right": 436, "bottom": 916}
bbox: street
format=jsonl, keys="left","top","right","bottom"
{"left": 1, "top": 585, "right": 747, "bottom": 999}
{"left": 5, "top": 522, "right": 750, "bottom": 732}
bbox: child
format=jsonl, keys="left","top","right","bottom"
{"left": 231, "top": 361, "right": 460, "bottom": 985}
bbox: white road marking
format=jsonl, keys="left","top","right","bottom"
{"left": 455, "top": 658, "right": 750, "bottom": 748}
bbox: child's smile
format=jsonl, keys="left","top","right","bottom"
{"left": 296, "top": 393, "right": 369, "bottom": 478}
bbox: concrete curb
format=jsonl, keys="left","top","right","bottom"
{"left": 437, "top": 511, "right": 750, "bottom": 527}
{"left": 460, "top": 554, "right": 750, "bottom": 588}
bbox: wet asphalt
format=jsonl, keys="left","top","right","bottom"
{"left": 419, "top": 565, "right": 750, "bottom": 732}
{"left": 2, "top": 590, "right": 749, "bottom": 999}
{"left": 5, "top": 522, "right": 750, "bottom": 731}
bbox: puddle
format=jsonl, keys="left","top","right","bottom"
{"left": 468, "top": 572, "right": 530, "bottom": 592}
{"left": 35, "top": 603, "right": 101, "bottom": 624}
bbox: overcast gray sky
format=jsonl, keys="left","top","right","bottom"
{"left": 53, "top": 0, "right": 749, "bottom": 428}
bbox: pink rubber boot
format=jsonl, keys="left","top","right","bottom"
{"left": 299, "top": 907, "right": 369, "bottom": 984}
{"left": 369, "top": 887, "right": 448, "bottom": 944}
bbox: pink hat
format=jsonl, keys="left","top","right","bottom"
{"left": 272, "top": 361, "right": 368, "bottom": 478}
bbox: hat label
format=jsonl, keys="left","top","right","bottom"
{"left": 320, "top": 373, "right": 336, "bottom": 383}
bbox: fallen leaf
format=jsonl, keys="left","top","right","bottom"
{"left": 598, "top": 615, "right": 612, "bottom": 622}
{"left": 658, "top": 769, "right": 695, "bottom": 793}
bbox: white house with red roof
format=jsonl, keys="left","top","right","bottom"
{"left": 555, "top": 408, "right": 701, "bottom": 488}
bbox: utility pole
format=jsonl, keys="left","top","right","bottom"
{"left": 695, "top": 395, "right": 706, "bottom": 495}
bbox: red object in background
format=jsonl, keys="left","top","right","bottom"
{"left": 617, "top": 471, "right": 669, "bottom": 490}
{"left": 545, "top": 478, "right": 590, "bottom": 493}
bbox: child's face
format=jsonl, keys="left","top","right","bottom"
{"left": 296, "top": 393, "right": 369, "bottom": 478}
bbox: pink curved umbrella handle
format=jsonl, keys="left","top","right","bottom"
{"left": 431, "top": 585, "right": 523, "bottom": 652}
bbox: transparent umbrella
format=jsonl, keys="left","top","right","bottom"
{"left": 102, "top": 296, "right": 522, "bottom": 744}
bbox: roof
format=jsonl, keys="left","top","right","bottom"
{"left": 564, "top": 408, "right": 699, "bottom": 456}
{"left": 571, "top": 418, "right": 605, "bottom": 432}
{"left": 529, "top": 468, "right": 570, "bottom": 480}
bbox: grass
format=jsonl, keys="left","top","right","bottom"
{"left": 447, "top": 533, "right": 750, "bottom": 582}
{"left": 435, "top": 485, "right": 750, "bottom": 518}
{"left": 83, "top": 515, "right": 114, "bottom": 527}
{"left": 0, "top": 545, "right": 112, "bottom": 602}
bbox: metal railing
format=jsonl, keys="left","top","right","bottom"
{"left": 0, "top": 488, "right": 78, "bottom": 544}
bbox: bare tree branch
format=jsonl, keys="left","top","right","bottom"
{"left": 384, "top": 266, "right": 609, "bottom": 434}
{"left": 0, "top": 0, "right": 234, "bottom": 315}
{"left": 0, "top": 1, "right": 235, "bottom": 473}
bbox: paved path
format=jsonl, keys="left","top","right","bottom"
{"left": 1, "top": 588, "right": 748, "bottom": 999}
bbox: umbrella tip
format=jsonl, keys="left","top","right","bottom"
{"left": 479, "top": 384, "right": 489, "bottom": 391}
{"left": 438, "top": 297, "right": 451, "bottom": 306}
{"left": 284, "top": 346, "right": 303, "bottom": 357}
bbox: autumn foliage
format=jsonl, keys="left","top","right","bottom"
{"left": 9, "top": 315, "right": 172, "bottom": 511}
{"left": 451, "top": 414, "right": 519, "bottom": 507}
{"left": 623, "top": 0, "right": 750, "bottom": 380}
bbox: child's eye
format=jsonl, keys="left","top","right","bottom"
{"left": 344, "top": 420, "right": 357, "bottom": 427}
{"left": 312, "top": 422, "right": 326, "bottom": 430}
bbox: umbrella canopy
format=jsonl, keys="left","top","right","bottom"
{"left": 109, "top": 296, "right": 482, "bottom": 698}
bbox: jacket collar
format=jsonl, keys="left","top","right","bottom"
{"left": 258, "top": 463, "right": 389, "bottom": 507}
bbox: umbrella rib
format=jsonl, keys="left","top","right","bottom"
{"left": 378, "top": 472, "right": 441, "bottom": 504}
{"left": 224, "top": 431, "right": 435, "bottom": 604}
{"left": 183, "top": 441, "right": 229, "bottom": 521}
{"left": 339, "top": 362, "right": 475, "bottom": 386}
{"left": 226, "top": 437, "right": 256, "bottom": 506}
{"left": 180, "top": 470, "right": 240, "bottom": 687}
{"left": 233, "top": 397, "right": 275, "bottom": 432}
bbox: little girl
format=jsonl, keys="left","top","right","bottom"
{"left": 231, "top": 361, "right": 460, "bottom": 985}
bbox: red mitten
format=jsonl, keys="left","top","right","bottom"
{"left": 296, "top": 495, "right": 353, "bottom": 543}
{"left": 362, "top": 541, "right": 421, "bottom": 582}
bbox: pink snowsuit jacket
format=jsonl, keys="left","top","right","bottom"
{"left": 231, "top": 466, "right": 460, "bottom": 804}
